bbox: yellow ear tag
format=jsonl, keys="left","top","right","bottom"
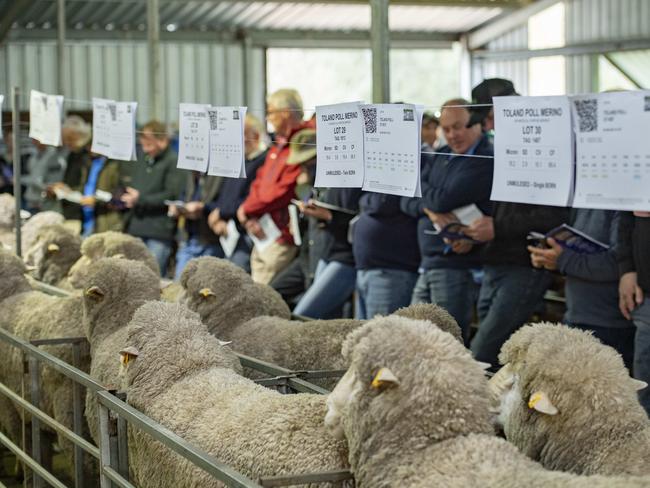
{"left": 199, "top": 288, "right": 215, "bottom": 298}
{"left": 528, "top": 393, "right": 543, "bottom": 409}
{"left": 371, "top": 367, "right": 400, "bottom": 389}
{"left": 120, "top": 353, "right": 130, "bottom": 366}
{"left": 47, "top": 243, "right": 60, "bottom": 252}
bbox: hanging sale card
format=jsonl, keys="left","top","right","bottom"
{"left": 0, "top": 95, "right": 3, "bottom": 141}
{"left": 491, "top": 96, "right": 574, "bottom": 207}
{"left": 177, "top": 103, "right": 210, "bottom": 172}
{"left": 360, "top": 103, "right": 422, "bottom": 197}
{"left": 29, "top": 90, "right": 64, "bottom": 147}
{"left": 207, "top": 106, "right": 247, "bottom": 178}
{"left": 91, "top": 98, "right": 138, "bottom": 161}
{"left": 572, "top": 90, "right": 650, "bottom": 211}
{"left": 314, "top": 102, "right": 364, "bottom": 188}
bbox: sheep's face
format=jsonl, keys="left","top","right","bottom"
{"left": 68, "top": 255, "right": 93, "bottom": 288}
{"left": 325, "top": 369, "right": 363, "bottom": 440}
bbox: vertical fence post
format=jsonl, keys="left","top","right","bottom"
{"left": 11, "top": 86, "right": 22, "bottom": 257}
{"left": 72, "top": 342, "right": 85, "bottom": 488}
{"left": 115, "top": 392, "right": 129, "bottom": 481}
{"left": 98, "top": 401, "right": 112, "bottom": 488}
{"left": 28, "top": 357, "right": 43, "bottom": 488}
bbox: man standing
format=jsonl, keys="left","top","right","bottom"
{"left": 237, "top": 88, "right": 312, "bottom": 284}
{"left": 401, "top": 98, "right": 494, "bottom": 341}
{"left": 618, "top": 211, "right": 650, "bottom": 413}
{"left": 121, "top": 120, "right": 185, "bottom": 275}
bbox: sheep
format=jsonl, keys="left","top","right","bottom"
{"left": 119, "top": 301, "right": 349, "bottom": 488}
{"left": 184, "top": 256, "right": 461, "bottom": 377}
{"left": 490, "top": 322, "right": 650, "bottom": 477}
{"left": 0, "top": 192, "right": 63, "bottom": 251}
{"left": 392, "top": 302, "right": 463, "bottom": 343}
{"left": 0, "top": 248, "right": 89, "bottom": 479}
{"left": 23, "top": 224, "right": 82, "bottom": 285}
{"left": 324, "top": 316, "right": 650, "bottom": 488}
{"left": 65, "top": 231, "right": 159, "bottom": 289}
{"left": 81, "top": 257, "right": 164, "bottom": 443}
{"left": 180, "top": 257, "right": 291, "bottom": 336}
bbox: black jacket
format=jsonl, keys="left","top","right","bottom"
{"left": 482, "top": 202, "right": 570, "bottom": 267}
{"left": 401, "top": 134, "right": 494, "bottom": 270}
{"left": 618, "top": 212, "right": 650, "bottom": 294}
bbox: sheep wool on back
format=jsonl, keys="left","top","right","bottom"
{"left": 120, "top": 301, "right": 349, "bottom": 488}
{"left": 496, "top": 322, "right": 650, "bottom": 476}
{"left": 326, "top": 316, "right": 650, "bottom": 488}
{"left": 82, "top": 257, "right": 161, "bottom": 443}
{"left": 0, "top": 248, "right": 89, "bottom": 479}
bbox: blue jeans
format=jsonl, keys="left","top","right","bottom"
{"left": 355, "top": 268, "right": 418, "bottom": 320}
{"left": 633, "top": 299, "right": 650, "bottom": 414}
{"left": 294, "top": 260, "right": 357, "bottom": 319}
{"left": 411, "top": 268, "right": 476, "bottom": 343}
{"left": 174, "top": 237, "right": 224, "bottom": 281}
{"left": 142, "top": 238, "right": 173, "bottom": 276}
{"left": 470, "top": 265, "right": 553, "bottom": 368}
{"left": 228, "top": 236, "right": 253, "bottom": 273}
{"left": 569, "top": 323, "right": 635, "bottom": 372}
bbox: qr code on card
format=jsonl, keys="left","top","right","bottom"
{"left": 233, "top": 109, "right": 240, "bottom": 120}
{"left": 208, "top": 110, "right": 218, "bottom": 130}
{"left": 362, "top": 107, "right": 377, "bottom": 134}
{"left": 574, "top": 98, "right": 598, "bottom": 132}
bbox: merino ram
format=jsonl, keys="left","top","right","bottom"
{"left": 490, "top": 322, "right": 650, "bottom": 476}
{"left": 181, "top": 257, "right": 461, "bottom": 374}
{"left": 324, "top": 316, "right": 650, "bottom": 487}
{"left": 81, "top": 257, "right": 161, "bottom": 443}
{"left": 118, "top": 301, "right": 349, "bottom": 488}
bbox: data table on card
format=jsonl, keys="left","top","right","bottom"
{"left": 492, "top": 95, "right": 573, "bottom": 207}
{"left": 572, "top": 91, "right": 650, "bottom": 211}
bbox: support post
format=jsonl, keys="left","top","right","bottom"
{"left": 11, "top": 86, "right": 21, "bottom": 257}
{"left": 242, "top": 35, "right": 253, "bottom": 107}
{"left": 98, "top": 403, "right": 112, "bottom": 488}
{"left": 72, "top": 342, "right": 85, "bottom": 488}
{"left": 370, "top": 0, "right": 390, "bottom": 103}
{"left": 147, "top": 0, "right": 162, "bottom": 121}
{"left": 459, "top": 35, "right": 473, "bottom": 99}
{"left": 29, "top": 357, "right": 44, "bottom": 488}
{"left": 57, "top": 0, "right": 66, "bottom": 95}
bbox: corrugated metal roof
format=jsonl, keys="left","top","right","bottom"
{"left": 2, "top": 0, "right": 504, "bottom": 35}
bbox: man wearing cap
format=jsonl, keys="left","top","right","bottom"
{"left": 237, "top": 88, "right": 314, "bottom": 284}
{"left": 464, "top": 78, "right": 570, "bottom": 368}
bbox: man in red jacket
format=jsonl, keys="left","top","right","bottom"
{"left": 237, "top": 88, "right": 312, "bottom": 284}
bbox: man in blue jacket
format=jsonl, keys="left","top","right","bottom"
{"left": 401, "top": 98, "right": 494, "bottom": 342}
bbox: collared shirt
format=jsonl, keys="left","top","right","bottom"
{"left": 448, "top": 137, "right": 482, "bottom": 162}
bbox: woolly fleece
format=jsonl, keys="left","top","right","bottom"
{"left": 121, "top": 301, "right": 349, "bottom": 488}
{"left": 497, "top": 322, "right": 650, "bottom": 476}
{"left": 330, "top": 316, "right": 650, "bottom": 487}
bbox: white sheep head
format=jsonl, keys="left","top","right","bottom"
{"left": 325, "top": 316, "right": 493, "bottom": 470}
{"left": 490, "top": 322, "right": 648, "bottom": 460}
{"left": 23, "top": 224, "right": 81, "bottom": 285}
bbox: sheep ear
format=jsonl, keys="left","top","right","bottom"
{"left": 113, "top": 253, "right": 126, "bottom": 259}
{"left": 24, "top": 265, "right": 37, "bottom": 272}
{"left": 199, "top": 287, "right": 216, "bottom": 298}
{"left": 119, "top": 346, "right": 140, "bottom": 366}
{"left": 371, "top": 368, "right": 400, "bottom": 390}
{"left": 217, "top": 340, "right": 232, "bottom": 347}
{"left": 47, "top": 243, "right": 60, "bottom": 253}
{"left": 528, "top": 391, "right": 558, "bottom": 415}
{"left": 85, "top": 286, "right": 105, "bottom": 299}
{"left": 631, "top": 379, "right": 648, "bottom": 391}
{"left": 476, "top": 361, "right": 491, "bottom": 371}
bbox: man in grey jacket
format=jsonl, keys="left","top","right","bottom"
{"left": 528, "top": 209, "right": 635, "bottom": 371}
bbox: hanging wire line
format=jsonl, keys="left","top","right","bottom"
{"left": 6, "top": 93, "right": 497, "bottom": 159}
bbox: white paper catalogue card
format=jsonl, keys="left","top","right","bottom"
{"left": 207, "top": 106, "right": 247, "bottom": 178}
{"left": 491, "top": 96, "right": 574, "bottom": 207}
{"left": 29, "top": 90, "right": 64, "bottom": 147}
{"left": 360, "top": 103, "right": 422, "bottom": 197}
{"left": 177, "top": 103, "right": 210, "bottom": 172}
{"left": 315, "top": 102, "right": 364, "bottom": 188}
{"left": 91, "top": 98, "right": 138, "bottom": 161}
{"left": 572, "top": 90, "right": 650, "bottom": 211}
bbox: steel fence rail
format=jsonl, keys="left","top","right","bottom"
{"left": 96, "top": 391, "right": 263, "bottom": 488}
{"left": 0, "top": 431, "right": 67, "bottom": 488}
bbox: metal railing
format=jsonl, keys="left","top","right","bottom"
{"left": 0, "top": 327, "right": 353, "bottom": 488}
